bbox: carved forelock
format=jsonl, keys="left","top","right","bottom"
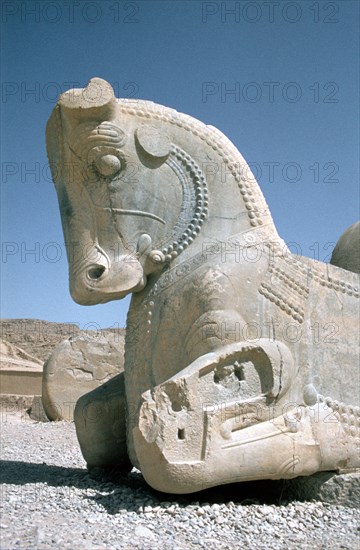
{"left": 68, "top": 121, "right": 126, "bottom": 158}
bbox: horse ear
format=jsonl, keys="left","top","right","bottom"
{"left": 136, "top": 124, "right": 171, "bottom": 159}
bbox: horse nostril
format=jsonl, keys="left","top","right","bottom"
{"left": 87, "top": 266, "right": 106, "bottom": 280}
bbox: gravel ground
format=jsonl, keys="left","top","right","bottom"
{"left": 1, "top": 410, "right": 359, "bottom": 550}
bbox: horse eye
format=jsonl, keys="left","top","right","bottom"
{"left": 94, "top": 154, "right": 122, "bottom": 177}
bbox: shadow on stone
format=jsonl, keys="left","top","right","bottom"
{"left": 0, "top": 459, "right": 89, "bottom": 488}
{"left": 2, "top": 460, "right": 357, "bottom": 516}
{"left": 86, "top": 465, "right": 360, "bottom": 509}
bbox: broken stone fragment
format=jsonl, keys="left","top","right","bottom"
{"left": 42, "top": 332, "right": 124, "bottom": 421}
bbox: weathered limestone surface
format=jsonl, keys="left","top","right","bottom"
{"left": 42, "top": 333, "right": 124, "bottom": 421}
{"left": 330, "top": 221, "right": 360, "bottom": 274}
{"left": 47, "top": 78, "right": 360, "bottom": 494}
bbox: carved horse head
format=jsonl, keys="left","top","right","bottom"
{"left": 47, "top": 78, "right": 284, "bottom": 305}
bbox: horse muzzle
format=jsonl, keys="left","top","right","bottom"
{"left": 69, "top": 256, "right": 146, "bottom": 305}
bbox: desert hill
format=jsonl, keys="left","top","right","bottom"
{"left": 0, "top": 319, "right": 125, "bottom": 365}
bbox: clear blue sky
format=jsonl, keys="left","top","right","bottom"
{"left": 1, "top": 0, "right": 359, "bottom": 329}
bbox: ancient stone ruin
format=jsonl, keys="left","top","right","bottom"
{"left": 46, "top": 78, "right": 359, "bottom": 494}
{"left": 42, "top": 331, "right": 124, "bottom": 422}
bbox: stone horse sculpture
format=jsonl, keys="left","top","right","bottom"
{"left": 46, "top": 78, "right": 359, "bottom": 494}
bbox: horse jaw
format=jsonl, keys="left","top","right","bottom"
{"left": 70, "top": 255, "right": 147, "bottom": 305}
{"left": 68, "top": 234, "right": 166, "bottom": 306}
